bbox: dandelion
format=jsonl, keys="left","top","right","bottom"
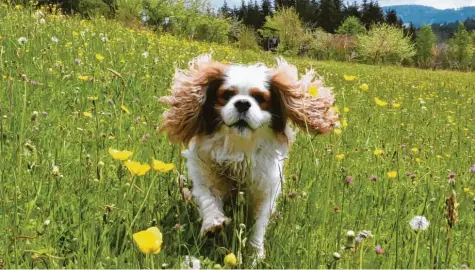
{"left": 409, "top": 216, "right": 430, "bottom": 231}
{"left": 83, "top": 112, "right": 92, "bottom": 118}
{"left": 108, "top": 148, "right": 133, "bottom": 161}
{"left": 95, "top": 53, "right": 105, "bottom": 62}
{"left": 344, "top": 75, "right": 357, "bottom": 81}
{"left": 51, "top": 36, "right": 59, "bottom": 43}
{"left": 224, "top": 253, "right": 237, "bottom": 267}
{"left": 373, "top": 149, "right": 383, "bottom": 156}
{"left": 411, "top": 147, "right": 419, "bottom": 154}
{"left": 334, "top": 128, "right": 342, "bottom": 135}
{"left": 345, "top": 230, "right": 356, "bottom": 249}
{"left": 132, "top": 226, "right": 163, "bottom": 254}
{"left": 387, "top": 171, "right": 397, "bottom": 179}
{"left": 359, "top": 83, "right": 369, "bottom": 91}
{"left": 308, "top": 85, "right": 318, "bottom": 96}
{"left": 341, "top": 119, "right": 348, "bottom": 128}
{"left": 124, "top": 160, "right": 151, "bottom": 176}
{"left": 39, "top": 18, "right": 46, "bottom": 24}
{"left": 391, "top": 103, "right": 401, "bottom": 108}
{"left": 374, "top": 97, "right": 388, "bottom": 107}
{"left": 152, "top": 159, "right": 175, "bottom": 173}
{"left": 343, "top": 107, "right": 350, "bottom": 113}
{"left": 18, "top": 37, "right": 28, "bottom": 45}
{"left": 332, "top": 252, "right": 341, "bottom": 260}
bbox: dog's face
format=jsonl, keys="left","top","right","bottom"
{"left": 160, "top": 55, "right": 338, "bottom": 145}
{"left": 211, "top": 64, "right": 284, "bottom": 137}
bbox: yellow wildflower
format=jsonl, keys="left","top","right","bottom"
{"left": 359, "top": 83, "right": 369, "bottom": 91}
{"left": 108, "top": 148, "right": 133, "bottom": 161}
{"left": 121, "top": 105, "right": 131, "bottom": 114}
{"left": 335, "top": 154, "right": 345, "bottom": 160}
{"left": 373, "top": 149, "right": 383, "bottom": 156}
{"left": 411, "top": 148, "right": 419, "bottom": 154}
{"left": 108, "top": 135, "right": 116, "bottom": 140}
{"left": 224, "top": 253, "right": 237, "bottom": 267}
{"left": 334, "top": 129, "right": 342, "bottom": 135}
{"left": 415, "top": 158, "right": 421, "bottom": 163}
{"left": 95, "top": 53, "right": 105, "bottom": 62}
{"left": 374, "top": 97, "right": 388, "bottom": 107}
{"left": 344, "top": 75, "right": 357, "bottom": 81}
{"left": 308, "top": 85, "right": 318, "bottom": 97}
{"left": 342, "top": 119, "right": 348, "bottom": 128}
{"left": 387, "top": 171, "right": 397, "bottom": 179}
{"left": 436, "top": 155, "right": 442, "bottom": 159}
{"left": 78, "top": 75, "right": 90, "bottom": 81}
{"left": 87, "top": 96, "right": 98, "bottom": 101}
{"left": 344, "top": 107, "right": 350, "bottom": 113}
{"left": 152, "top": 159, "right": 175, "bottom": 173}
{"left": 83, "top": 112, "right": 92, "bottom": 118}
{"left": 124, "top": 160, "right": 151, "bottom": 176}
{"left": 132, "top": 227, "right": 163, "bottom": 254}
{"left": 392, "top": 103, "right": 401, "bottom": 108}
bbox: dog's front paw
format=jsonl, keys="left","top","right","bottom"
{"left": 249, "top": 241, "right": 265, "bottom": 260}
{"left": 200, "top": 216, "right": 230, "bottom": 238}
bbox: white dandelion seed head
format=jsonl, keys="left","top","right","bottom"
{"left": 346, "top": 230, "right": 355, "bottom": 237}
{"left": 409, "top": 216, "right": 430, "bottom": 231}
{"left": 142, "top": 51, "right": 149, "bottom": 58}
{"left": 355, "top": 230, "right": 373, "bottom": 243}
{"left": 18, "top": 36, "right": 28, "bottom": 45}
{"left": 51, "top": 36, "right": 59, "bottom": 43}
{"left": 39, "top": 18, "right": 46, "bottom": 24}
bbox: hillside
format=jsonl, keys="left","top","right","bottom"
{"left": 383, "top": 5, "right": 475, "bottom": 26}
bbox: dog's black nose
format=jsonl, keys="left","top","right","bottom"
{"left": 234, "top": 100, "right": 251, "bottom": 113}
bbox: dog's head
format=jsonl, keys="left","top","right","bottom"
{"left": 160, "top": 54, "right": 338, "bottom": 144}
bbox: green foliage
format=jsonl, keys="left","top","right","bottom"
{"left": 415, "top": 25, "right": 436, "bottom": 68}
{"left": 357, "top": 23, "right": 415, "bottom": 64}
{"left": 260, "top": 7, "right": 307, "bottom": 56}
{"left": 336, "top": 16, "right": 366, "bottom": 36}
{"left": 77, "top": 0, "right": 115, "bottom": 18}
{"left": 447, "top": 22, "right": 474, "bottom": 70}
{"left": 235, "top": 25, "right": 261, "bottom": 51}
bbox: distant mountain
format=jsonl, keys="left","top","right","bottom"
{"left": 383, "top": 5, "right": 475, "bottom": 27}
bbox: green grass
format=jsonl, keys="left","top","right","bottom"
{"left": 1, "top": 5, "right": 475, "bottom": 269}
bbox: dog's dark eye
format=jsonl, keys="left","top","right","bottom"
{"left": 222, "top": 91, "right": 234, "bottom": 101}
{"left": 253, "top": 94, "right": 265, "bottom": 104}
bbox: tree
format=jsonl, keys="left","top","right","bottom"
{"left": 342, "top": 1, "right": 360, "bottom": 20}
{"left": 357, "top": 23, "right": 415, "bottom": 64}
{"left": 260, "top": 7, "right": 308, "bottom": 55}
{"left": 385, "top": 9, "right": 402, "bottom": 27}
{"left": 361, "top": 0, "right": 384, "bottom": 28}
{"left": 415, "top": 25, "right": 436, "bottom": 68}
{"left": 448, "top": 22, "right": 474, "bottom": 69}
{"left": 218, "top": 0, "right": 232, "bottom": 18}
{"left": 317, "top": 0, "right": 339, "bottom": 33}
{"left": 336, "top": 16, "right": 365, "bottom": 36}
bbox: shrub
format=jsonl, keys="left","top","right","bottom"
{"left": 447, "top": 22, "right": 473, "bottom": 70}
{"left": 235, "top": 26, "right": 261, "bottom": 51}
{"left": 357, "top": 23, "right": 415, "bottom": 64}
{"left": 336, "top": 16, "right": 366, "bottom": 36}
{"left": 415, "top": 25, "right": 436, "bottom": 68}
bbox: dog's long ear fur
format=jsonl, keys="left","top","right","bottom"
{"left": 159, "top": 54, "right": 227, "bottom": 145}
{"left": 270, "top": 57, "right": 338, "bottom": 135}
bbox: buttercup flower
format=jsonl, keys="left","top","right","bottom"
{"left": 374, "top": 97, "right": 388, "bottom": 107}
{"left": 224, "top": 253, "right": 237, "bottom": 266}
{"left": 152, "top": 159, "right": 175, "bottom": 172}
{"left": 344, "top": 75, "right": 357, "bottom": 81}
{"left": 374, "top": 149, "right": 383, "bottom": 156}
{"left": 95, "top": 53, "right": 105, "bottom": 62}
{"left": 133, "top": 227, "right": 163, "bottom": 254}
{"left": 124, "top": 160, "right": 151, "bottom": 176}
{"left": 359, "top": 83, "right": 369, "bottom": 91}
{"left": 336, "top": 154, "right": 345, "bottom": 160}
{"left": 387, "top": 171, "right": 397, "bottom": 179}
{"left": 108, "top": 148, "right": 133, "bottom": 161}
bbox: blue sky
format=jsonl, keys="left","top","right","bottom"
{"left": 211, "top": 0, "right": 475, "bottom": 10}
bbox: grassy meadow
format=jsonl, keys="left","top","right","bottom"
{"left": 2, "top": 5, "right": 475, "bottom": 269}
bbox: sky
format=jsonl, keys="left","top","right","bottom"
{"left": 211, "top": 0, "right": 475, "bottom": 10}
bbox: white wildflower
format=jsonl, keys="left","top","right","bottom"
{"left": 142, "top": 51, "right": 149, "bottom": 58}
{"left": 18, "top": 37, "right": 28, "bottom": 45}
{"left": 51, "top": 36, "right": 59, "bottom": 43}
{"left": 39, "top": 18, "right": 46, "bottom": 24}
{"left": 409, "top": 216, "right": 430, "bottom": 231}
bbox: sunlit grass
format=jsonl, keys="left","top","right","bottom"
{"left": 1, "top": 5, "right": 475, "bottom": 269}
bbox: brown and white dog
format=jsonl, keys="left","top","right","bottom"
{"left": 160, "top": 54, "right": 338, "bottom": 259}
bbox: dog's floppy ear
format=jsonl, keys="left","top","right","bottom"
{"left": 269, "top": 57, "right": 338, "bottom": 135}
{"left": 159, "top": 54, "right": 227, "bottom": 145}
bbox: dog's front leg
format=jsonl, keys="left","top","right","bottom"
{"left": 249, "top": 166, "right": 283, "bottom": 259}
{"left": 187, "top": 157, "right": 229, "bottom": 237}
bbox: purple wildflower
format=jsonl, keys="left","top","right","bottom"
{"left": 375, "top": 245, "right": 384, "bottom": 255}
{"left": 469, "top": 165, "right": 475, "bottom": 173}
{"left": 345, "top": 176, "right": 353, "bottom": 184}
{"left": 370, "top": 175, "right": 377, "bottom": 182}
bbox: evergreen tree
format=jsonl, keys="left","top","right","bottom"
{"left": 317, "top": 0, "right": 339, "bottom": 33}
{"left": 385, "top": 9, "right": 401, "bottom": 27}
{"left": 415, "top": 25, "right": 436, "bottom": 67}
{"left": 218, "top": 0, "right": 232, "bottom": 18}
{"left": 262, "top": 0, "right": 273, "bottom": 18}
{"left": 361, "top": 1, "right": 384, "bottom": 28}
{"left": 343, "top": 1, "right": 361, "bottom": 20}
